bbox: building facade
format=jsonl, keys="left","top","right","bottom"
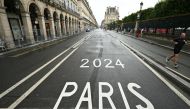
{"left": 102, "top": 6, "right": 119, "bottom": 29}
{"left": 77, "top": 0, "right": 98, "bottom": 31}
{"left": 0, "top": 0, "right": 97, "bottom": 49}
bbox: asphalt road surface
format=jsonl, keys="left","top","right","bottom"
{"left": 108, "top": 31, "right": 190, "bottom": 79}
{"left": 0, "top": 29, "right": 189, "bottom": 109}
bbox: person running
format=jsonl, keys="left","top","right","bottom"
{"left": 166, "top": 32, "right": 187, "bottom": 68}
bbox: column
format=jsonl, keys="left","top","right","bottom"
{"left": 60, "top": 21, "right": 64, "bottom": 36}
{"left": 65, "top": 20, "right": 68, "bottom": 36}
{"left": 75, "top": 21, "right": 77, "bottom": 33}
{"left": 77, "top": 21, "right": 79, "bottom": 33}
{"left": 21, "top": 12, "right": 35, "bottom": 44}
{"left": 71, "top": 22, "right": 74, "bottom": 35}
{"left": 57, "top": 19, "right": 62, "bottom": 37}
{"left": 68, "top": 21, "right": 71, "bottom": 35}
{"left": 70, "top": 20, "right": 73, "bottom": 35}
{"left": 75, "top": 21, "right": 78, "bottom": 33}
{"left": 38, "top": 15, "right": 47, "bottom": 40}
{"left": 50, "top": 18, "right": 56, "bottom": 38}
{"left": 0, "top": 7, "right": 15, "bottom": 48}
{"left": 63, "top": 20, "right": 67, "bottom": 36}
{"left": 74, "top": 21, "right": 76, "bottom": 34}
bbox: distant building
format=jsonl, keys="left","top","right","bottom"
{"left": 102, "top": 6, "right": 119, "bottom": 29}
{"left": 78, "top": 0, "right": 98, "bottom": 31}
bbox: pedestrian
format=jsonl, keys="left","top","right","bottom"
{"left": 141, "top": 28, "right": 144, "bottom": 37}
{"left": 136, "top": 29, "right": 141, "bottom": 38}
{"left": 166, "top": 32, "right": 187, "bottom": 68}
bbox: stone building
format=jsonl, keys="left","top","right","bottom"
{"left": 78, "top": 0, "right": 98, "bottom": 31}
{"left": 0, "top": 0, "right": 97, "bottom": 49}
{"left": 102, "top": 6, "right": 119, "bottom": 29}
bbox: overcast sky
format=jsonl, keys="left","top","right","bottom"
{"left": 88, "top": 0, "right": 159, "bottom": 25}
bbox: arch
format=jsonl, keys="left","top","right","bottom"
{"left": 27, "top": 1, "right": 42, "bottom": 15}
{"left": 65, "top": 15, "right": 68, "bottom": 35}
{"left": 29, "top": 3, "right": 41, "bottom": 23}
{"left": 69, "top": 17, "right": 71, "bottom": 23}
{"left": 4, "top": 0, "right": 27, "bottom": 46}
{"left": 53, "top": 11, "right": 58, "bottom": 21}
{"left": 53, "top": 11, "right": 59, "bottom": 36}
{"left": 60, "top": 13, "right": 64, "bottom": 21}
{"left": 44, "top": 8, "right": 51, "bottom": 20}
{"left": 29, "top": 3, "right": 42, "bottom": 41}
{"left": 60, "top": 13, "right": 65, "bottom": 35}
{"left": 4, "top": 0, "right": 25, "bottom": 13}
{"left": 44, "top": 8, "right": 52, "bottom": 39}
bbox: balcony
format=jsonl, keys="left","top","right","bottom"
{"left": 40, "top": 0, "right": 66, "bottom": 10}
{"left": 39, "top": 0, "right": 80, "bottom": 17}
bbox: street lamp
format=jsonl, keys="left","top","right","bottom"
{"left": 134, "top": 1, "right": 143, "bottom": 37}
{"left": 140, "top": 2, "right": 143, "bottom": 11}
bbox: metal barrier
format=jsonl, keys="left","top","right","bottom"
{"left": 0, "top": 40, "right": 6, "bottom": 51}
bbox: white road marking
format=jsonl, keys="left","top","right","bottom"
{"left": 75, "top": 82, "right": 92, "bottom": 109}
{"left": 118, "top": 83, "right": 130, "bottom": 109}
{"left": 120, "top": 41, "right": 190, "bottom": 107}
{"left": 53, "top": 82, "right": 78, "bottom": 109}
{"left": 128, "top": 83, "right": 154, "bottom": 109}
{"left": 99, "top": 82, "right": 116, "bottom": 109}
{"left": 8, "top": 47, "right": 80, "bottom": 109}
{"left": 11, "top": 51, "right": 31, "bottom": 57}
{"left": 0, "top": 36, "right": 88, "bottom": 99}
{"left": 166, "top": 67, "right": 190, "bottom": 81}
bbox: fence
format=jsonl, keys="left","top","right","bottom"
{"left": 123, "top": 13, "right": 190, "bottom": 38}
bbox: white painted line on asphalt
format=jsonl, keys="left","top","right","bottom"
{"left": 122, "top": 33, "right": 190, "bottom": 55}
{"left": 72, "top": 39, "right": 85, "bottom": 49}
{"left": 7, "top": 47, "right": 80, "bottom": 109}
{"left": 11, "top": 51, "right": 31, "bottom": 57}
{"left": 0, "top": 36, "right": 88, "bottom": 99}
{"left": 166, "top": 67, "right": 190, "bottom": 81}
{"left": 120, "top": 41, "right": 190, "bottom": 107}
{"left": 72, "top": 35, "right": 91, "bottom": 49}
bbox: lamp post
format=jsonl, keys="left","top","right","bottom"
{"left": 134, "top": 2, "right": 143, "bottom": 37}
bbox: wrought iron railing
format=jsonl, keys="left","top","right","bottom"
{"left": 39, "top": 0, "right": 80, "bottom": 16}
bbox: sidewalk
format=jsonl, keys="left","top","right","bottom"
{"left": 142, "top": 34, "right": 190, "bottom": 53}
{"left": 110, "top": 30, "right": 190, "bottom": 78}
{"left": 120, "top": 31, "right": 190, "bottom": 55}
{"left": 109, "top": 31, "right": 190, "bottom": 94}
{"left": 0, "top": 32, "right": 85, "bottom": 57}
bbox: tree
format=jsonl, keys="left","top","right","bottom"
{"left": 122, "top": 0, "right": 190, "bottom": 23}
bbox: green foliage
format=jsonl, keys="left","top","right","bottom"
{"left": 141, "top": 8, "right": 154, "bottom": 20}
{"left": 122, "top": 0, "right": 190, "bottom": 23}
{"left": 122, "top": 13, "right": 137, "bottom": 22}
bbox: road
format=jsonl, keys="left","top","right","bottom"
{"left": 0, "top": 29, "right": 189, "bottom": 109}
{"left": 108, "top": 31, "right": 190, "bottom": 79}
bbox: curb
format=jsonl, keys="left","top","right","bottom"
{"left": 0, "top": 32, "right": 85, "bottom": 57}
{"left": 120, "top": 40, "right": 190, "bottom": 95}
{"left": 117, "top": 32, "right": 190, "bottom": 55}
{"left": 0, "top": 38, "right": 66, "bottom": 57}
